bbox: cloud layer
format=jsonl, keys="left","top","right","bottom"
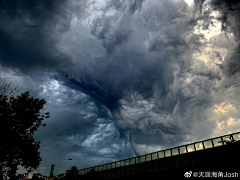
{"left": 1, "top": 0, "right": 240, "bottom": 176}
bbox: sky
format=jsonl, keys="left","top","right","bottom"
{"left": 0, "top": 0, "right": 240, "bottom": 177}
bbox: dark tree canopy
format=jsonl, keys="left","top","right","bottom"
{"left": 56, "top": 166, "right": 79, "bottom": 180}
{"left": 65, "top": 166, "right": 80, "bottom": 180}
{"left": 55, "top": 166, "right": 106, "bottom": 180}
{"left": 0, "top": 90, "right": 50, "bottom": 180}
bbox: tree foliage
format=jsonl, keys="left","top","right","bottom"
{"left": 56, "top": 166, "right": 79, "bottom": 180}
{"left": 83, "top": 168, "right": 103, "bottom": 180}
{"left": 0, "top": 89, "right": 50, "bottom": 180}
{"left": 55, "top": 166, "right": 107, "bottom": 180}
{"left": 65, "top": 166, "right": 79, "bottom": 180}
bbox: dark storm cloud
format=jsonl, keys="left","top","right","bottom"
{"left": 54, "top": 46, "right": 162, "bottom": 110}
{"left": 53, "top": 0, "right": 225, "bottom": 155}
{"left": 90, "top": 0, "right": 145, "bottom": 54}
{"left": 0, "top": 0, "right": 74, "bottom": 74}
{"left": 129, "top": 0, "right": 145, "bottom": 14}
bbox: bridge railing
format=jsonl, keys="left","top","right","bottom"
{"left": 78, "top": 131, "right": 240, "bottom": 175}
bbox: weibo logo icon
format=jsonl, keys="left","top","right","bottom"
{"left": 184, "top": 171, "right": 192, "bottom": 178}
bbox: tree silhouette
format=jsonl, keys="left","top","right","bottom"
{"left": 64, "top": 166, "right": 79, "bottom": 180}
{"left": 84, "top": 168, "right": 101, "bottom": 180}
{"left": 55, "top": 166, "right": 104, "bottom": 180}
{"left": 0, "top": 90, "right": 50, "bottom": 180}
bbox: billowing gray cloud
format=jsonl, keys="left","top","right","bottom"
{"left": 209, "top": 32, "right": 237, "bottom": 49}
{"left": 222, "top": 44, "right": 240, "bottom": 76}
{"left": 210, "top": 0, "right": 240, "bottom": 41}
{"left": 198, "top": 0, "right": 240, "bottom": 77}
{"left": 90, "top": 0, "right": 145, "bottom": 54}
